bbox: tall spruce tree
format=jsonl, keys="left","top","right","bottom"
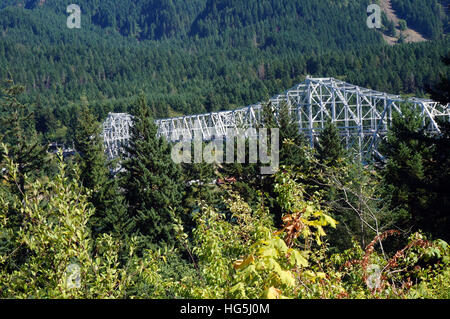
{"left": 259, "top": 101, "right": 310, "bottom": 226}
{"left": 316, "top": 120, "right": 347, "bottom": 166}
{"left": 428, "top": 53, "right": 450, "bottom": 105}
{"left": 0, "top": 79, "right": 47, "bottom": 195}
{"left": 380, "top": 106, "right": 450, "bottom": 240}
{"left": 181, "top": 146, "right": 220, "bottom": 231}
{"left": 0, "top": 78, "right": 47, "bottom": 270}
{"left": 74, "top": 98, "right": 108, "bottom": 193}
{"left": 276, "top": 102, "right": 309, "bottom": 168}
{"left": 73, "top": 100, "right": 128, "bottom": 239}
{"left": 427, "top": 121, "right": 450, "bottom": 241}
{"left": 121, "top": 94, "right": 184, "bottom": 248}
{"left": 182, "top": 146, "right": 218, "bottom": 208}
{"left": 260, "top": 101, "right": 308, "bottom": 168}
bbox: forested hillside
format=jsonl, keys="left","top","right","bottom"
{"left": 390, "top": 0, "right": 448, "bottom": 39}
{"left": 189, "top": 0, "right": 380, "bottom": 48}
{"left": 0, "top": 0, "right": 389, "bottom": 44}
{"left": 0, "top": 0, "right": 448, "bottom": 144}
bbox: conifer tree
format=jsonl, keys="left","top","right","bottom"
{"left": 315, "top": 120, "right": 348, "bottom": 215}
{"left": 380, "top": 107, "right": 434, "bottom": 236}
{"left": 316, "top": 120, "right": 346, "bottom": 166}
{"left": 0, "top": 79, "right": 47, "bottom": 270}
{"left": 380, "top": 105, "right": 450, "bottom": 241}
{"left": 219, "top": 136, "right": 262, "bottom": 206}
{"left": 182, "top": 147, "right": 218, "bottom": 208}
{"left": 0, "top": 79, "right": 47, "bottom": 195}
{"left": 428, "top": 54, "right": 450, "bottom": 105}
{"left": 259, "top": 101, "right": 309, "bottom": 226}
{"left": 121, "top": 94, "right": 184, "bottom": 248}
{"left": 74, "top": 98, "right": 108, "bottom": 192}
{"left": 260, "top": 101, "right": 307, "bottom": 167}
{"left": 276, "top": 101, "right": 308, "bottom": 168}
{"left": 261, "top": 101, "right": 277, "bottom": 130}
{"left": 181, "top": 148, "right": 220, "bottom": 231}
{"left": 427, "top": 121, "right": 450, "bottom": 241}
{"left": 73, "top": 100, "right": 128, "bottom": 238}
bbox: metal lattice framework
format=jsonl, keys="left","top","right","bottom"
{"left": 102, "top": 77, "right": 450, "bottom": 161}
{"left": 103, "top": 113, "right": 133, "bottom": 160}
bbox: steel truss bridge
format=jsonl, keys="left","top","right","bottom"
{"left": 102, "top": 77, "right": 450, "bottom": 162}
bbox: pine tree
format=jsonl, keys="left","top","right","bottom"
{"left": 121, "top": 94, "right": 184, "bottom": 248}
{"left": 316, "top": 120, "right": 346, "bottom": 166}
{"left": 97, "top": 178, "right": 132, "bottom": 247}
{"left": 382, "top": 13, "right": 397, "bottom": 38}
{"left": 181, "top": 148, "right": 220, "bottom": 231}
{"left": 74, "top": 98, "right": 108, "bottom": 192}
{"left": 315, "top": 120, "right": 348, "bottom": 246}
{"left": 277, "top": 101, "right": 308, "bottom": 168}
{"left": 182, "top": 148, "right": 217, "bottom": 208}
{"left": 258, "top": 101, "right": 310, "bottom": 227}
{"left": 73, "top": 99, "right": 128, "bottom": 238}
{"left": 0, "top": 78, "right": 47, "bottom": 271}
{"left": 427, "top": 121, "right": 450, "bottom": 241}
{"left": 0, "top": 79, "right": 47, "bottom": 195}
{"left": 380, "top": 106, "right": 436, "bottom": 237}
{"left": 261, "top": 101, "right": 277, "bottom": 129}
{"left": 427, "top": 54, "right": 450, "bottom": 105}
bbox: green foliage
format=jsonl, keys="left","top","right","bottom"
{"left": 171, "top": 168, "right": 449, "bottom": 299}
{"left": 0, "top": 1, "right": 449, "bottom": 300}
{"left": 385, "top": 20, "right": 397, "bottom": 38}
{"left": 391, "top": 0, "right": 446, "bottom": 39}
{"left": 74, "top": 100, "right": 108, "bottom": 191}
{"left": 0, "top": 78, "right": 48, "bottom": 194}
{"left": 316, "top": 121, "right": 347, "bottom": 166}
{"left": 0, "top": 1, "right": 448, "bottom": 140}
{"left": 333, "top": 231, "right": 450, "bottom": 298}
{"left": 1, "top": 149, "right": 449, "bottom": 298}
{"left": 428, "top": 53, "right": 450, "bottom": 105}
{"left": 380, "top": 106, "right": 450, "bottom": 241}
{"left": 276, "top": 102, "right": 309, "bottom": 168}
{"left": 398, "top": 19, "right": 408, "bottom": 32}
{"left": 121, "top": 95, "right": 184, "bottom": 249}
{"left": 73, "top": 101, "right": 128, "bottom": 239}
{"left": 0, "top": 148, "right": 167, "bottom": 298}
{"left": 170, "top": 170, "right": 338, "bottom": 299}
{"left": 273, "top": 169, "right": 337, "bottom": 247}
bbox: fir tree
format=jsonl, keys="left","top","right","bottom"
{"left": 258, "top": 101, "right": 309, "bottom": 226}
{"left": 219, "top": 136, "right": 262, "bottom": 206}
{"left": 0, "top": 78, "right": 47, "bottom": 270}
{"left": 380, "top": 106, "right": 443, "bottom": 238}
{"left": 182, "top": 147, "right": 218, "bottom": 209}
{"left": 276, "top": 101, "right": 308, "bottom": 168}
{"left": 121, "top": 94, "right": 184, "bottom": 248}
{"left": 426, "top": 121, "right": 450, "bottom": 241}
{"left": 427, "top": 54, "right": 450, "bottom": 105}
{"left": 261, "top": 101, "right": 277, "bottom": 129}
{"left": 182, "top": 147, "right": 220, "bottom": 231}
{"left": 73, "top": 100, "right": 128, "bottom": 238}
{"left": 74, "top": 98, "right": 108, "bottom": 192}
{"left": 0, "top": 78, "right": 47, "bottom": 195}
{"left": 316, "top": 120, "right": 346, "bottom": 166}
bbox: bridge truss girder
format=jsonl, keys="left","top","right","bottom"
{"left": 102, "top": 113, "right": 133, "bottom": 160}
{"left": 103, "top": 77, "right": 450, "bottom": 162}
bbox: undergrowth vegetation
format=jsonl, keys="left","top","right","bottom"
{"left": 1, "top": 151, "right": 448, "bottom": 299}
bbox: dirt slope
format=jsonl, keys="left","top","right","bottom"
{"left": 379, "top": 0, "right": 427, "bottom": 45}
